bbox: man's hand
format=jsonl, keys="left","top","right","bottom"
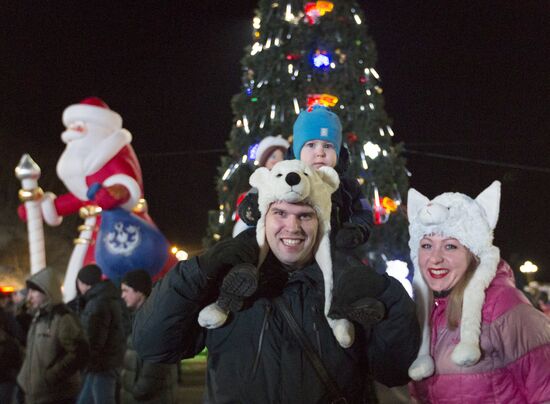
{"left": 198, "top": 229, "right": 259, "bottom": 279}
{"left": 329, "top": 250, "right": 389, "bottom": 326}
{"left": 335, "top": 223, "right": 366, "bottom": 249}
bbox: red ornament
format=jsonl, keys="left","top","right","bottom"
{"left": 304, "top": 1, "right": 334, "bottom": 25}
{"left": 307, "top": 93, "right": 338, "bottom": 108}
{"left": 346, "top": 132, "right": 358, "bottom": 144}
{"left": 286, "top": 52, "right": 302, "bottom": 61}
{"left": 359, "top": 75, "right": 368, "bottom": 84}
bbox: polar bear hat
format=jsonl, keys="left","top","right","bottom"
{"left": 407, "top": 181, "right": 501, "bottom": 381}
{"left": 250, "top": 159, "right": 355, "bottom": 348}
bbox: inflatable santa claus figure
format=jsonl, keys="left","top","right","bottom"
{"left": 20, "top": 97, "right": 176, "bottom": 301}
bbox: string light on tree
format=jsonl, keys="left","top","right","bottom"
{"left": 248, "top": 142, "right": 260, "bottom": 161}
{"left": 346, "top": 132, "right": 358, "bottom": 144}
{"left": 285, "top": 52, "right": 302, "bottom": 61}
{"left": 381, "top": 196, "right": 398, "bottom": 213}
{"left": 311, "top": 49, "right": 331, "bottom": 68}
{"left": 351, "top": 8, "right": 362, "bottom": 24}
{"left": 251, "top": 42, "right": 263, "bottom": 56}
{"left": 284, "top": 3, "right": 302, "bottom": 24}
{"left": 372, "top": 185, "right": 388, "bottom": 225}
{"left": 293, "top": 98, "right": 300, "bottom": 114}
{"left": 304, "top": 1, "right": 334, "bottom": 25}
{"left": 307, "top": 93, "right": 339, "bottom": 108}
{"left": 253, "top": 16, "right": 261, "bottom": 30}
{"left": 369, "top": 68, "right": 380, "bottom": 80}
{"left": 363, "top": 141, "right": 381, "bottom": 159}
{"left": 334, "top": 48, "right": 347, "bottom": 63}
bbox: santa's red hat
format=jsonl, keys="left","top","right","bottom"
{"left": 62, "top": 97, "right": 123, "bottom": 130}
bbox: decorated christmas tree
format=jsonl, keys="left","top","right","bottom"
{"left": 205, "top": 0, "right": 410, "bottom": 273}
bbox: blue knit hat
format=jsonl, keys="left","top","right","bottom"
{"left": 292, "top": 105, "right": 342, "bottom": 158}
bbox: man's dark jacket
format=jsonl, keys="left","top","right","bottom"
{"left": 80, "top": 280, "right": 126, "bottom": 371}
{"left": 133, "top": 254, "right": 420, "bottom": 403}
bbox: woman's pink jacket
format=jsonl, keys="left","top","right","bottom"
{"left": 410, "top": 260, "right": 550, "bottom": 403}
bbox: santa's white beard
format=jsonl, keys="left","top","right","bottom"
{"left": 57, "top": 133, "right": 100, "bottom": 200}
{"left": 57, "top": 130, "right": 115, "bottom": 200}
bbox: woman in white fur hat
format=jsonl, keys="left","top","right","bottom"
{"left": 407, "top": 181, "right": 550, "bottom": 403}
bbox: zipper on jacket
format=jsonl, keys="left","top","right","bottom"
{"left": 311, "top": 306, "right": 322, "bottom": 358}
{"left": 252, "top": 304, "right": 271, "bottom": 377}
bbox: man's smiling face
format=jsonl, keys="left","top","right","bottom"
{"left": 265, "top": 201, "right": 319, "bottom": 270}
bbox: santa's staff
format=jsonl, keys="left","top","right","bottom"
{"left": 62, "top": 205, "right": 101, "bottom": 302}
{"left": 15, "top": 154, "right": 46, "bottom": 274}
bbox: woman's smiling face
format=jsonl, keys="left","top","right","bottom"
{"left": 418, "top": 234, "right": 474, "bottom": 292}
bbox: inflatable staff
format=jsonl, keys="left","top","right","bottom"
{"left": 15, "top": 154, "right": 46, "bottom": 274}
{"left": 18, "top": 97, "right": 176, "bottom": 301}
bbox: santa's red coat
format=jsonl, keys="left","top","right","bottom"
{"left": 53, "top": 145, "right": 176, "bottom": 280}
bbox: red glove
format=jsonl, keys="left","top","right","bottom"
{"left": 92, "top": 184, "right": 130, "bottom": 210}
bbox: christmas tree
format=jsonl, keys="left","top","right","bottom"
{"left": 205, "top": 0, "right": 410, "bottom": 273}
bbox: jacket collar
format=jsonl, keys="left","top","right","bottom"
{"left": 260, "top": 251, "right": 324, "bottom": 292}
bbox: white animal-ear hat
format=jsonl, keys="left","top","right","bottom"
{"left": 407, "top": 181, "right": 501, "bottom": 381}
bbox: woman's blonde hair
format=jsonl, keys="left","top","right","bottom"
{"left": 446, "top": 252, "right": 480, "bottom": 329}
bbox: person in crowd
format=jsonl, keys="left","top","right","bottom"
{"left": 0, "top": 288, "right": 14, "bottom": 312}
{"left": 120, "top": 269, "right": 177, "bottom": 403}
{"left": 407, "top": 181, "right": 550, "bottom": 403}
{"left": 17, "top": 267, "right": 89, "bottom": 404}
{"left": 537, "top": 290, "right": 550, "bottom": 317}
{"left": 133, "top": 160, "right": 419, "bottom": 403}
{"left": 76, "top": 264, "right": 126, "bottom": 404}
{"left": 233, "top": 134, "right": 290, "bottom": 237}
{"left": 12, "top": 288, "right": 32, "bottom": 338}
{"left": 0, "top": 289, "right": 25, "bottom": 404}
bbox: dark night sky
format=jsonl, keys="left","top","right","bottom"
{"left": 1, "top": 1, "right": 548, "bottom": 281}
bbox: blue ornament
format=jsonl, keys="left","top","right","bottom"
{"left": 312, "top": 49, "right": 331, "bottom": 68}
{"left": 248, "top": 142, "right": 260, "bottom": 160}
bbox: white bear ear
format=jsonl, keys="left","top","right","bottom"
{"left": 249, "top": 167, "right": 271, "bottom": 189}
{"left": 407, "top": 188, "right": 430, "bottom": 220}
{"left": 316, "top": 166, "right": 340, "bottom": 192}
{"left": 475, "top": 180, "right": 500, "bottom": 229}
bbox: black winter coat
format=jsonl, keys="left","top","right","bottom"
{"left": 0, "top": 307, "right": 25, "bottom": 382}
{"left": 133, "top": 254, "right": 420, "bottom": 403}
{"left": 121, "top": 331, "right": 178, "bottom": 404}
{"left": 80, "top": 280, "right": 126, "bottom": 372}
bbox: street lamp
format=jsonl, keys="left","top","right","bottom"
{"left": 520, "top": 260, "right": 538, "bottom": 284}
{"left": 171, "top": 246, "right": 189, "bottom": 261}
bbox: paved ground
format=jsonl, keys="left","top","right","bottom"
{"left": 177, "top": 360, "right": 207, "bottom": 404}
{"left": 176, "top": 358, "right": 411, "bottom": 403}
